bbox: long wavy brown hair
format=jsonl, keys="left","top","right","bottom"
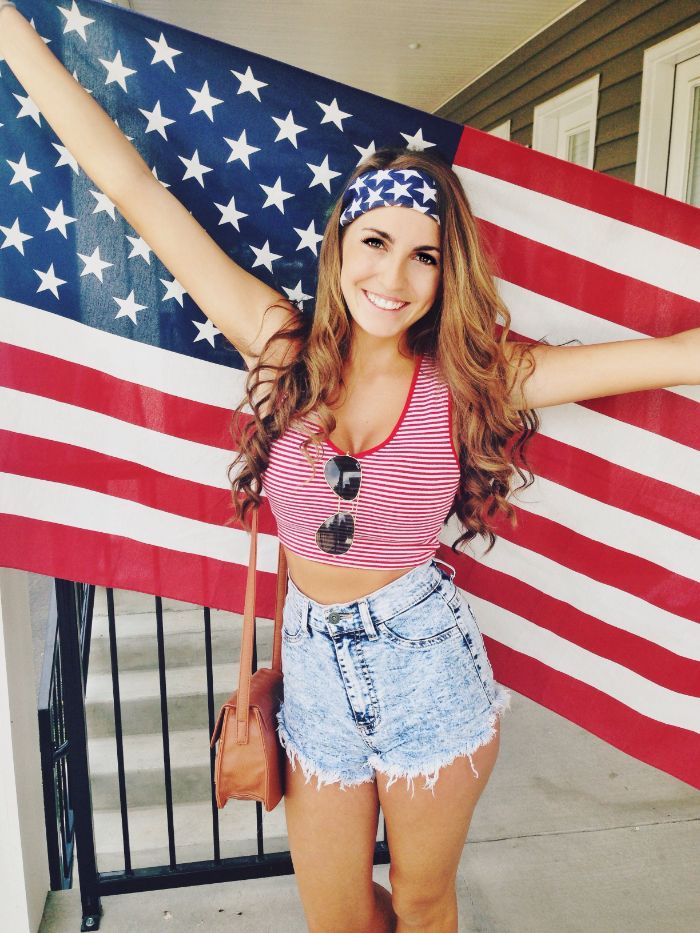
{"left": 226, "top": 146, "right": 539, "bottom": 553}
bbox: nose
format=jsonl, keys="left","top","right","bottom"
{"left": 375, "top": 251, "right": 409, "bottom": 296}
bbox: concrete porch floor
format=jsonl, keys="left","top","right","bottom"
{"left": 37, "top": 689, "right": 699, "bottom": 933}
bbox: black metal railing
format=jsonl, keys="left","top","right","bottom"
{"left": 38, "top": 579, "right": 390, "bottom": 930}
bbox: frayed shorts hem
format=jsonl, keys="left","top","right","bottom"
{"left": 278, "top": 683, "right": 511, "bottom": 799}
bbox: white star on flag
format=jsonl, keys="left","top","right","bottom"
{"left": 307, "top": 155, "right": 341, "bottom": 192}
{"left": 139, "top": 100, "right": 176, "bottom": 140}
{"left": 214, "top": 195, "right": 248, "bottom": 231}
{"left": 0, "top": 218, "right": 32, "bottom": 255}
{"left": 52, "top": 143, "right": 79, "bottom": 175}
{"left": 250, "top": 240, "right": 282, "bottom": 272}
{"left": 161, "top": 278, "right": 186, "bottom": 306}
{"left": 193, "top": 318, "right": 221, "bottom": 347}
{"left": 125, "top": 235, "right": 153, "bottom": 264}
{"left": 317, "top": 97, "right": 352, "bottom": 131}
{"left": 89, "top": 190, "right": 117, "bottom": 219}
{"left": 59, "top": 2, "right": 95, "bottom": 42}
{"left": 178, "top": 149, "right": 213, "bottom": 186}
{"left": 145, "top": 32, "right": 182, "bottom": 71}
{"left": 231, "top": 66, "right": 267, "bottom": 101}
{"left": 114, "top": 290, "right": 147, "bottom": 324}
{"left": 259, "top": 177, "right": 294, "bottom": 213}
{"left": 354, "top": 140, "right": 376, "bottom": 164}
{"left": 14, "top": 92, "right": 41, "bottom": 126}
{"left": 187, "top": 80, "right": 224, "bottom": 121}
{"left": 8, "top": 153, "right": 40, "bottom": 192}
{"left": 400, "top": 127, "right": 435, "bottom": 151}
{"left": 283, "top": 280, "right": 314, "bottom": 308}
{"left": 78, "top": 246, "right": 113, "bottom": 283}
{"left": 272, "top": 111, "right": 307, "bottom": 148}
{"left": 294, "top": 219, "right": 325, "bottom": 255}
{"left": 99, "top": 50, "right": 137, "bottom": 92}
{"left": 223, "top": 129, "right": 260, "bottom": 169}
{"left": 43, "top": 201, "right": 77, "bottom": 238}
{"left": 34, "top": 263, "right": 67, "bottom": 299}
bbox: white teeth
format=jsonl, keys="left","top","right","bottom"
{"left": 364, "top": 290, "right": 406, "bottom": 310}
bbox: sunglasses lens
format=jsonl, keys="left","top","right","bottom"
{"left": 316, "top": 512, "right": 355, "bottom": 555}
{"left": 324, "top": 455, "right": 361, "bottom": 501}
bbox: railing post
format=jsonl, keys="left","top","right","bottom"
{"left": 55, "top": 578, "right": 103, "bottom": 931}
{"left": 0, "top": 568, "right": 50, "bottom": 933}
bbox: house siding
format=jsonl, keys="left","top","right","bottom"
{"left": 436, "top": 0, "right": 700, "bottom": 184}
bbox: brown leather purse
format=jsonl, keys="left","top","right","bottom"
{"left": 210, "top": 509, "right": 288, "bottom": 810}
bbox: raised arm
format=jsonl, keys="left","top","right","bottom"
{"left": 506, "top": 329, "right": 700, "bottom": 409}
{"left": 0, "top": 3, "right": 299, "bottom": 370}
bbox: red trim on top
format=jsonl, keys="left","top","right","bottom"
{"left": 325, "top": 354, "right": 423, "bottom": 457}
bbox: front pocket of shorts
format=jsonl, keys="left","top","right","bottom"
{"left": 447, "top": 593, "right": 495, "bottom": 701}
{"left": 281, "top": 602, "right": 306, "bottom": 642}
{"left": 377, "top": 587, "right": 461, "bottom": 648}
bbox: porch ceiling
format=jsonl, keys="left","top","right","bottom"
{"left": 122, "top": 0, "right": 585, "bottom": 115}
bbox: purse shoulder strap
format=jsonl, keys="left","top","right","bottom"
{"left": 236, "top": 508, "right": 287, "bottom": 743}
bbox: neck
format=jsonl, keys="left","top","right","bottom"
{"left": 347, "top": 325, "right": 412, "bottom": 375}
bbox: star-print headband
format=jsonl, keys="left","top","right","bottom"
{"left": 339, "top": 168, "right": 440, "bottom": 228}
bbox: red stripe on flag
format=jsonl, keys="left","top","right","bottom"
{"left": 579, "top": 392, "right": 700, "bottom": 451}
{"left": 443, "top": 550, "right": 700, "bottom": 696}
{"left": 455, "top": 126, "right": 700, "bottom": 251}
{"left": 0, "top": 513, "right": 281, "bottom": 618}
{"left": 483, "top": 639, "right": 700, "bottom": 790}
{"left": 527, "top": 434, "right": 699, "bottom": 542}
{"left": 1, "top": 343, "right": 235, "bottom": 448}
{"left": 0, "top": 430, "right": 280, "bottom": 537}
{"left": 498, "top": 507, "right": 700, "bottom": 623}
{"left": 480, "top": 220, "right": 699, "bottom": 338}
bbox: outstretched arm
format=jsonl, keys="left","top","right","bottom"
{"left": 507, "top": 328, "right": 700, "bottom": 409}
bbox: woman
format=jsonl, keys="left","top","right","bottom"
{"left": 1, "top": 4, "right": 698, "bottom": 932}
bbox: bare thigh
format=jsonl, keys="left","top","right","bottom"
{"left": 378, "top": 724, "right": 501, "bottom": 909}
{"left": 282, "top": 754, "right": 382, "bottom": 933}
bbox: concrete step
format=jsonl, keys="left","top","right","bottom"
{"left": 92, "top": 586, "right": 201, "bottom": 618}
{"left": 92, "top": 798, "right": 294, "bottom": 872}
{"left": 88, "top": 728, "right": 234, "bottom": 810}
{"left": 84, "top": 658, "right": 265, "bottom": 736}
{"left": 88, "top": 609, "right": 276, "bottom": 675}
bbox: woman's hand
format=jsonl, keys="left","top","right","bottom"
{"left": 506, "top": 327, "right": 700, "bottom": 409}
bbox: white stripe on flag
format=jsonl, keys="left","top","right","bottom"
{"left": 0, "top": 297, "right": 248, "bottom": 409}
{"left": 0, "top": 472, "right": 280, "bottom": 570}
{"left": 456, "top": 166, "right": 700, "bottom": 301}
{"left": 515, "top": 475, "right": 700, "bottom": 583}
{"left": 538, "top": 405, "right": 700, "bottom": 494}
{"left": 470, "top": 596, "right": 700, "bottom": 732}
{"left": 446, "top": 523, "right": 700, "bottom": 661}
{"left": 0, "top": 387, "right": 232, "bottom": 488}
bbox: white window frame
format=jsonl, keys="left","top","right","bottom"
{"left": 635, "top": 23, "right": 700, "bottom": 193}
{"left": 487, "top": 119, "right": 511, "bottom": 140}
{"left": 532, "top": 75, "right": 600, "bottom": 168}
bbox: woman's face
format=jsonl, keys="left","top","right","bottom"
{"left": 339, "top": 205, "right": 441, "bottom": 345}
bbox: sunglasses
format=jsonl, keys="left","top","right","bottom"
{"left": 316, "top": 454, "right": 362, "bottom": 555}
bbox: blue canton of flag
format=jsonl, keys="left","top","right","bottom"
{"left": 0, "top": 0, "right": 461, "bottom": 367}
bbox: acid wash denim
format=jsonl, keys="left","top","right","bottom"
{"left": 276, "top": 557, "right": 511, "bottom": 798}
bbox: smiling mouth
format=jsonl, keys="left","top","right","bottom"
{"left": 362, "top": 289, "right": 408, "bottom": 311}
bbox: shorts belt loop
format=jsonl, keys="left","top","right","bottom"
{"left": 358, "top": 599, "right": 378, "bottom": 640}
{"left": 302, "top": 597, "right": 311, "bottom": 634}
{"left": 434, "top": 557, "right": 456, "bottom": 581}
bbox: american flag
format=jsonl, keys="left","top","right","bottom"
{"left": 1, "top": 0, "right": 698, "bottom": 788}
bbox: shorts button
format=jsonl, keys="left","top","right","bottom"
{"left": 329, "top": 612, "right": 338, "bottom": 624}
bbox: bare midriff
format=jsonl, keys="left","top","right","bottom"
{"left": 283, "top": 546, "right": 421, "bottom": 605}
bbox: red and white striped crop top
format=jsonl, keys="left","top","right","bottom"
{"left": 261, "top": 354, "right": 461, "bottom": 569}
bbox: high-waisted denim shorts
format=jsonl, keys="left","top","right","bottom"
{"left": 275, "top": 556, "right": 510, "bottom": 797}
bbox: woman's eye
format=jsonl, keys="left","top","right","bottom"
{"left": 417, "top": 252, "right": 437, "bottom": 266}
{"left": 362, "top": 237, "right": 383, "bottom": 248}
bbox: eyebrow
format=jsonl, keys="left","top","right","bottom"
{"left": 363, "top": 226, "right": 441, "bottom": 253}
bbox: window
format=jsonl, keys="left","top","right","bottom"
{"left": 532, "top": 75, "right": 599, "bottom": 169}
{"left": 487, "top": 119, "right": 511, "bottom": 140}
{"left": 636, "top": 24, "right": 700, "bottom": 206}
